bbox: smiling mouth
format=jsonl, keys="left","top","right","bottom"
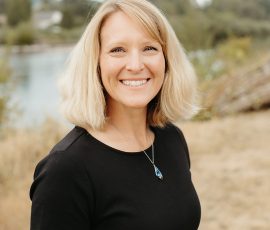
{"left": 120, "top": 79, "right": 150, "bottom": 87}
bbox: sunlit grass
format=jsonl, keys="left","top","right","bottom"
{"left": 0, "top": 110, "right": 270, "bottom": 229}
{"left": 0, "top": 118, "right": 67, "bottom": 190}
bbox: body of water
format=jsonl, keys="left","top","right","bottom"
{"left": 9, "top": 46, "right": 73, "bottom": 127}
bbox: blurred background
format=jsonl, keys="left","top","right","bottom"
{"left": 0, "top": 0, "right": 269, "bottom": 229}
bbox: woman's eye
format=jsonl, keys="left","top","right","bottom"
{"left": 144, "top": 46, "right": 158, "bottom": 51}
{"left": 110, "top": 47, "right": 124, "bottom": 53}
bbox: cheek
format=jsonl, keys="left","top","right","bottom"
{"left": 159, "top": 55, "right": 166, "bottom": 72}
{"left": 100, "top": 58, "right": 123, "bottom": 82}
{"left": 99, "top": 57, "right": 109, "bottom": 79}
{"left": 149, "top": 55, "right": 166, "bottom": 78}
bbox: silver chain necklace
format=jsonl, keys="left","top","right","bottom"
{"left": 143, "top": 144, "right": 163, "bottom": 180}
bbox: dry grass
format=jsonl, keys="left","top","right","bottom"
{"left": 179, "top": 109, "right": 270, "bottom": 230}
{"left": 0, "top": 110, "right": 269, "bottom": 230}
{"left": 0, "top": 118, "right": 67, "bottom": 230}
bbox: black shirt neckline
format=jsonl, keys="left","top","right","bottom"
{"left": 83, "top": 126, "right": 157, "bottom": 156}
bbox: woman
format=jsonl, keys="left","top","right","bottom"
{"left": 30, "top": 0, "right": 201, "bottom": 229}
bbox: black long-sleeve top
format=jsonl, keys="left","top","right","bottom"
{"left": 30, "top": 124, "right": 201, "bottom": 229}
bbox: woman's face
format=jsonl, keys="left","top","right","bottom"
{"left": 99, "top": 11, "right": 165, "bottom": 111}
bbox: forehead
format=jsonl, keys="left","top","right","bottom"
{"left": 100, "top": 11, "right": 157, "bottom": 44}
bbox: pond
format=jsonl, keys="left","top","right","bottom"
{"left": 9, "top": 46, "right": 73, "bottom": 127}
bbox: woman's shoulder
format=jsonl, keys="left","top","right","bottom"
{"left": 30, "top": 126, "right": 93, "bottom": 200}
{"left": 154, "top": 123, "right": 190, "bottom": 167}
{"left": 156, "top": 122, "right": 188, "bottom": 146}
{"left": 32, "top": 126, "right": 90, "bottom": 181}
{"left": 45, "top": 126, "right": 91, "bottom": 163}
{"left": 153, "top": 122, "right": 184, "bottom": 137}
{"left": 50, "top": 126, "right": 88, "bottom": 153}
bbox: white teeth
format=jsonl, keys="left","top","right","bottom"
{"left": 122, "top": 79, "right": 147, "bottom": 87}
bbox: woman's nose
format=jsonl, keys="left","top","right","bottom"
{"left": 125, "top": 51, "right": 144, "bottom": 72}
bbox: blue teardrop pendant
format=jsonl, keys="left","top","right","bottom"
{"left": 154, "top": 165, "right": 163, "bottom": 180}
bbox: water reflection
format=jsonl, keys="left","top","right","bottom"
{"left": 10, "top": 46, "right": 73, "bottom": 127}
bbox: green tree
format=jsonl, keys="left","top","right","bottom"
{"left": 61, "top": 5, "right": 75, "bottom": 29}
{"left": 60, "top": 0, "right": 98, "bottom": 28}
{"left": 150, "top": 0, "right": 195, "bottom": 15}
{"left": 174, "top": 12, "right": 213, "bottom": 50}
{"left": 5, "top": 0, "right": 32, "bottom": 27}
{"left": 209, "top": 0, "right": 269, "bottom": 20}
{"left": 258, "top": 0, "right": 270, "bottom": 18}
{"left": 0, "top": 0, "right": 5, "bottom": 14}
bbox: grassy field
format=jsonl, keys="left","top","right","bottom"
{"left": 180, "top": 110, "right": 270, "bottom": 230}
{"left": 0, "top": 110, "right": 269, "bottom": 230}
{"left": 0, "top": 119, "right": 66, "bottom": 230}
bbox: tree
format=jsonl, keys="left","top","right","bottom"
{"left": 0, "top": 0, "right": 5, "bottom": 14}
{"left": 150, "top": 0, "right": 195, "bottom": 15}
{"left": 209, "top": 0, "right": 269, "bottom": 20}
{"left": 61, "top": 5, "right": 75, "bottom": 29}
{"left": 60, "top": 0, "right": 98, "bottom": 28}
{"left": 258, "top": 0, "right": 270, "bottom": 19}
{"left": 5, "top": 0, "right": 32, "bottom": 27}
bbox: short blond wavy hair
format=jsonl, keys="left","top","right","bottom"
{"left": 58, "top": 0, "right": 200, "bottom": 130}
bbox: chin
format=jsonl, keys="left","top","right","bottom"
{"left": 122, "top": 100, "right": 150, "bottom": 109}
{"left": 125, "top": 103, "right": 148, "bottom": 109}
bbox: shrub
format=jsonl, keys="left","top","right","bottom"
{"left": 5, "top": 0, "right": 32, "bottom": 27}
{"left": 3, "top": 21, "right": 35, "bottom": 45}
{"left": 217, "top": 37, "right": 252, "bottom": 65}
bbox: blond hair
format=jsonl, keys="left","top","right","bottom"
{"left": 58, "top": 0, "right": 200, "bottom": 130}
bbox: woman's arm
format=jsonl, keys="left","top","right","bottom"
{"left": 30, "top": 151, "right": 94, "bottom": 230}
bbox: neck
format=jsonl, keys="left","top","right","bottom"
{"left": 104, "top": 100, "right": 153, "bottom": 151}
